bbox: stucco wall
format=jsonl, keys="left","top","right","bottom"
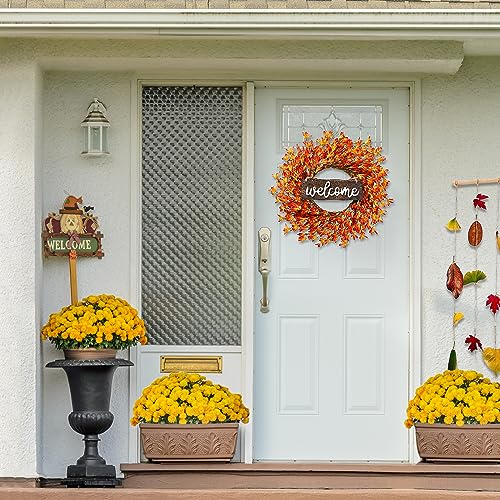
{"left": 421, "top": 57, "right": 500, "bottom": 380}
{"left": 0, "top": 51, "right": 41, "bottom": 478}
{"left": 3, "top": 35, "right": 500, "bottom": 477}
{"left": 38, "top": 58, "right": 500, "bottom": 477}
{"left": 41, "top": 71, "right": 133, "bottom": 478}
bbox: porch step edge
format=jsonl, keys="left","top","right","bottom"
{"left": 121, "top": 462, "right": 500, "bottom": 474}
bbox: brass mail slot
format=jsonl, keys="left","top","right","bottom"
{"left": 160, "top": 355, "right": 223, "bottom": 374}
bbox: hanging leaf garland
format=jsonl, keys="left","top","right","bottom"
{"left": 483, "top": 348, "right": 500, "bottom": 376}
{"left": 468, "top": 220, "right": 483, "bottom": 247}
{"left": 446, "top": 262, "right": 464, "bottom": 299}
{"left": 463, "top": 269, "right": 487, "bottom": 286}
{"left": 445, "top": 184, "right": 462, "bottom": 370}
{"left": 445, "top": 217, "right": 461, "bottom": 232}
{"left": 483, "top": 183, "right": 500, "bottom": 376}
{"left": 473, "top": 193, "right": 489, "bottom": 210}
{"left": 465, "top": 335, "right": 483, "bottom": 352}
{"left": 465, "top": 190, "right": 488, "bottom": 366}
{"left": 453, "top": 312, "right": 464, "bottom": 326}
{"left": 486, "top": 294, "right": 500, "bottom": 315}
{"left": 270, "top": 131, "right": 393, "bottom": 247}
{"left": 448, "top": 349, "right": 458, "bottom": 370}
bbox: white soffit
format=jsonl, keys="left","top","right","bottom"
{"left": 36, "top": 54, "right": 464, "bottom": 75}
{"left": 1, "top": 9, "right": 500, "bottom": 58}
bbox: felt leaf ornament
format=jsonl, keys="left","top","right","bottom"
{"left": 447, "top": 349, "right": 458, "bottom": 370}
{"left": 445, "top": 218, "right": 461, "bottom": 232}
{"left": 468, "top": 221, "right": 483, "bottom": 247}
{"left": 446, "top": 262, "right": 463, "bottom": 299}
{"left": 497, "top": 231, "right": 500, "bottom": 252}
{"left": 453, "top": 312, "right": 464, "bottom": 327}
{"left": 465, "top": 335, "right": 483, "bottom": 352}
{"left": 483, "top": 348, "right": 500, "bottom": 376}
{"left": 473, "top": 193, "right": 488, "bottom": 210}
{"left": 463, "top": 269, "right": 487, "bottom": 286}
{"left": 486, "top": 294, "right": 500, "bottom": 315}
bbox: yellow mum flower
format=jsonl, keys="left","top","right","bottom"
{"left": 41, "top": 294, "right": 147, "bottom": 350}
{"left": 405, "top": 370, "right": 500, "bottom": 428}
{"left": 131, "top": 372, "right": 250, "bottom": 427}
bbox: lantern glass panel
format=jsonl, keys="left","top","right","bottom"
{"left": 83, "top": 127, "right": 89, "bottom": 152}
{"left": 90, "top": 126, "right": 101, "bottom": 152}
{"left": 102, "top": 128, "right": 108, "bottom": 153}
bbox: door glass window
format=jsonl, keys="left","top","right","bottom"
{"left": 281, "top": 104, "right": 383, "bottom": 148}
{"left": 142, "top": 86, "right": 243, "bottom": 345}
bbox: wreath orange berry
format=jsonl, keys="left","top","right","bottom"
{"left": 270, "top": 131, "right": 393, "bottom": 247}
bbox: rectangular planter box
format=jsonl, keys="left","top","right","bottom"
{"left": 140, "top": 423, "right": 239, "bottom": 462}
{"left": 415, "top": 423, "right": 500, "bottom": 462}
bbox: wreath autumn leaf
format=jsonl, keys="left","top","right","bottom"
{"left": 270, "top": 131, "right": 393, "bottom": 247}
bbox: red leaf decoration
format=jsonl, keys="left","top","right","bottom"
{"left": 446, "top": 262, "right": 463, "bottom": 299}
{"left": 473, "top": 193, "right": 488, "bottom": 210}
{"left": 465, "top": 335, "right": 483, "bottom": 352}
{"left": 486, "top": 294, "right": 500, "bottom": 315}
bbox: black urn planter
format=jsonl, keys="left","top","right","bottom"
{"left": 46, "top": 358, "right": 133, "bottom": 487}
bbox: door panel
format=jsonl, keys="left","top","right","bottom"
{"left": 137, "top": 85, "right": 245, "bottom": 460}
{"left": 254, "top": 87, "right": 410, "bottom": 461}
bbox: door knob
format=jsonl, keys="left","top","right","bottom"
{"left": 258, "top": 227, "right": 271, "bottom": 313}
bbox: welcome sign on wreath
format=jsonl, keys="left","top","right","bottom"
{"left": 270, "top": 131, "right": 393, "bottom": 247}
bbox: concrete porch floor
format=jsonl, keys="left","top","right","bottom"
{"left": 4, "top": 462, "right": 500, "bottom": 498}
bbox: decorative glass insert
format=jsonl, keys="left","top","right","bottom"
{"left": 142, "top": 86, "right": 243, "bottom": 346}
{"left": 281, "top": 104, "right": 383, "bottom": 149}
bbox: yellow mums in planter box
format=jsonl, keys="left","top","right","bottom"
{"left": 131, "top": 372, "right": 250, "bottom": 426}
{"left": 405, "top": 369, "right": 500, "bottom": 428}
{"left": 41, "top": 294, "right": 147, "bottom": 350}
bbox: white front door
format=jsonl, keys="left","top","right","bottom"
{"left": 254, "top": 87, "right": 410, "bottom": 461}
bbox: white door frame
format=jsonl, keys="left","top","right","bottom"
{"left": 128, "top": 78, "right": 422, "bottom": 465}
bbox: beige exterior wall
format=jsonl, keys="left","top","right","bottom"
{"left": 0, "top": 46, "right": 42, "bottom": 478}
{"left": 41, "top": 70, "right": 133, "bottom": 477}
{"left": 2, "top": 35, "right": 500, "bottom": 476}
{"left": 421, "top": 57, "right": 500, "bottom": 379}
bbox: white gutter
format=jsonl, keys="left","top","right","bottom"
{"left": 2, "top": 9, "right": 500, "bottom": 39}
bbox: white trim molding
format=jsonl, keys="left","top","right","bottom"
{"left": 3, "top": 9, "right": 500, "bottom": 41}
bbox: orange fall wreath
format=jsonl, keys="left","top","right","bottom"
{"left": 270, "top": 131, "right": 393, "bottom": 247}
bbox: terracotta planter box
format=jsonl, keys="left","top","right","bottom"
{"left": 415, "top": 423, "right": 500, "bottom": 462}
{"left": 139, "top": 423, "right": 239, "bottom": 462}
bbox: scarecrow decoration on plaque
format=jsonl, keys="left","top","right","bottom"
{"left": 42, "top": 195, "right": 104, "bottom": 305}
{"left": 270, "top": 131, "right": 393, "bottom": 247}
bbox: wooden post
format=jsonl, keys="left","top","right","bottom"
{"left": 69, "top": 250, "right": 78, "bottom": 305}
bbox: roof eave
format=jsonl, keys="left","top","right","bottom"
{"left": 2, "top": 9, "right": 500, "bottom": 39}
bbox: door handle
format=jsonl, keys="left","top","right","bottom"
{"left": 258, "top": 227, "right": 271, "bottom": 313}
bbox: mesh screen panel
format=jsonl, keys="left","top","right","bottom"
{"left": 142, "top": 86, "right": 243, "bottom": 345}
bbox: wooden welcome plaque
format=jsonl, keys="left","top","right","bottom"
{"left": 42, "top": 195, "right": 104, "bottom": 305}
{"left": 301, "top": 178, "right": 363, "bottom": 202}
{"left": 42, "top": 195, "right": 104, "bottom": 258}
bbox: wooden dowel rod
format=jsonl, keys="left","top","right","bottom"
{"left": 69, "top": 252, "right": 78, "bottom": 305}
{"left": 453, "top": 177, "right": 500, "bottom": 187}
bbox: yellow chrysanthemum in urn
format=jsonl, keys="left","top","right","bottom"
{"left": 405, "top": 369, "right": 500, "bottom": 428}
{"left": 131, "top": 372, "right": 250, "bottom": 426}
{"left": 41, "top": 294, "right": 147, "bottom": 350}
